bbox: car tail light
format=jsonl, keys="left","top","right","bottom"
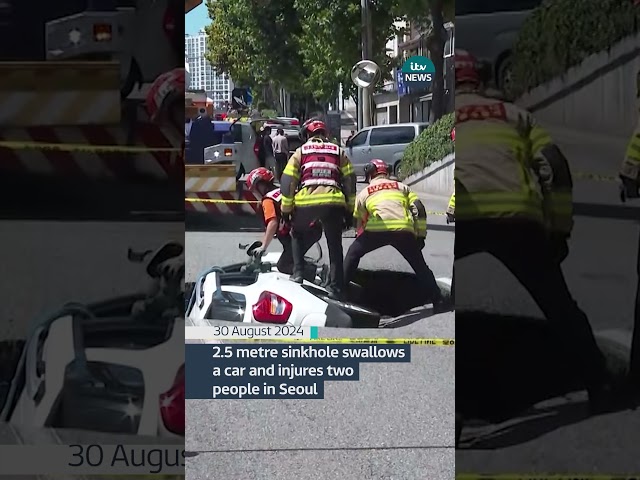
{"left": 290, "top": 119, "right": 300, "bottom": 125}
{"left": 253, "top": 140, "right": 260, "bottom": 159}
{"left": 252, "top": 291, "right": 292, "bottom": 323}
{"left": 93, "top": 24, "right": 112, "bottom": 42}
{"left": 159, "top": 364, "right": 184, "bottom": 435}
{"left": 224, "top": 148, "right": 233, "bottom": 157}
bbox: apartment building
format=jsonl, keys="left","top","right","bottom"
{"left": 374, "top": 20, "right": 454, "bottom": 124}
{"left": 185, "top": 29, "right": 234, "bottom": 108}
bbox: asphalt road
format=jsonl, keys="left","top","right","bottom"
{"left": 185, "top": 344, "right": 454, "bottom": 480}
{"left": 185, "top": 187, "right": 455, "bottom": 478}
{"left": 455, "top": 123, "right": 640, "bottom": 473}
{"left": 186, "top": 189, "right": 454, "bottom": 332}
{"left": 0, "top": 220, "right": 183, "bottom": 340}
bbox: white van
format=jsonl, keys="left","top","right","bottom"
{"left": 345, "top": 123, "right": 429, "bottom": 178}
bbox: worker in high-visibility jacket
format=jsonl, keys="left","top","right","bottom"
{"left": 619, "top": 69, "right": 640, "bottom": 199}
{"left": 446, "top": 191, "right": 455, "bottom": 223}
{"left": 280, "top": 118, "right": 356, "bottom": 299}
{"left": 146, "top": 67, "right": 185, "bottom": 163}
{"left": 343, "top": 159, "right": 445, "bottom": 310}
{"left": 454, "top": 48, "right": 615, "bottom": 413}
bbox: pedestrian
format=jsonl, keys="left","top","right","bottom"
{"left": 343, "top": 159, "right": 446, "bottom": 311}
{"left": 346, "top": 130, "right": 355, "bottom": 145}
{"left": 280, "top": 118, "right": 356, "bottom": 299}
{"left": 245, "top": 167, "right": 325, "bottom": 282}
{"left": 454, "top": 48, "right": 616, "bottom": 413}
{"left": 272, "top": 128, "right": 290, "bottom": 181}
{"left": 261, "top": 125, "right": 274, "bottom": 170}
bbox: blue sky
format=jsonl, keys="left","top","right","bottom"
{"left": 185, "top": 3, "right": 210, "bottom": 35}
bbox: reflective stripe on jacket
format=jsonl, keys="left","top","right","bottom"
{"left": 455, "top": 92, "right": 572, "bottom": 235}
{"left": 620, "top": 116, "right": 640, "bottom": 181}
{"left": 279, "top": 136, "right": 356, "bottom": 213}
{"left": 355, "top": 176, "right": 427, "bottom": 237}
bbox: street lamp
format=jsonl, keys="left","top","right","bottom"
{"left": 351, "top": 59, "right": 380, "bottom": 129}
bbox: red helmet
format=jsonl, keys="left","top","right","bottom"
{"left": 455, "top": 49, "right": 480, "bottom": 87}
{"left": 301, "top": 119, "right": 327, "bottom": 140}
{"left": 146, "top": 68, "right": 185, "bottom": 122}
{"left": 364, "top": 159, "right": 391, "bottom": 180}
{"left": 246, "top": 167, "right": 275, "bottom": 190}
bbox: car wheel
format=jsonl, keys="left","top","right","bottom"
{"left": 393, "top": 161, "right": 402, "bottom": 178}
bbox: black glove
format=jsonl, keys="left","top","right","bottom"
{"left": 417, "top": 237, "right": 426, "bottom": 250}
{"left": 446, "top": 212, "right": 455, "bottom": 224}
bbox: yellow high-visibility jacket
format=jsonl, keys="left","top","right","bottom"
{"left": 354, "top": 175, "right": 427, "bottom": 237}
{"left": 455, "top": 92, "right": 573, "bottom": 236}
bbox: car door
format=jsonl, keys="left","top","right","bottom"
{"left": 368, "top": 126, "right": 417, "bottom": 168}
{"left": 345, "top": 129, "right": 371, "bottom": 176}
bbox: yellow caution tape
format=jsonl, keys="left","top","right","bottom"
{"left": 235, "top": 338, "right": 455, "bottom": 345}
{"left": 457, "top": 476, "right": 640, "bottom": 480}
{"left": 0, "top": 141, "right": 180, "bottom": 152}
{"left": 574, "top": 171, "right": 617, "bottom": 182}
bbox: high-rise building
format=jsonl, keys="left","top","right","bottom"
{"left": 184, "top": 29, "right": 234, "bottom": 108}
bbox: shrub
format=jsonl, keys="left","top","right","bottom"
{"left": 510, "top": 0, "right": 640, "bottom": 98}
{"left": 398, "top": 113, "right": 454, "bottom": 180}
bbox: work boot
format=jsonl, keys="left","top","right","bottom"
{"left": 289, "top": 272, "right": 304, "bottom": 284}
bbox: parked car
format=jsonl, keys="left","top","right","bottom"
{"left": 203, "top": 118, "right": 267, "bottom": 178}
{"left": 455, "top": 0, "right": 543, "bottom": 92}
{"left": 264, "top": 119, "right": 301, "bottom": 153}
{"left": 344, "top": 123, "right": 429, "bottom": 178}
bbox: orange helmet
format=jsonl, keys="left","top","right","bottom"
{"left": 364, "top": 159, "right": 391, "bottom": 180}
{"left": 246, "top": 167, "right": 275, "bottom": 190}
{"left": 301, "top": 118, "right": 327, "bottom": 140}
{"left": 146, "top": 68, "right": 185, "bottom": 122}
{"left": 455, "top": 49, "right": 480, "bottom": 87}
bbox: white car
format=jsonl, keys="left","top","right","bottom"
{"left": 1, "top": 244, "right": 185, "bottom": 439}
{"left": 186, "top": 241, "right": 452, "bottom": 328}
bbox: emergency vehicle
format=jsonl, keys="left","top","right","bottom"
{"left": 45, "top": 0, "right": 182, "bottom": 98}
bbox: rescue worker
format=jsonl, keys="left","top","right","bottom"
{"left": 343, "top": 159, "right": 445, "bottom": 310}
{"left": 619, "top": 68, "right": 640, "bottom": 199}
{"left": 129, "top": 69, "right": 187, "bottom": 319}
{"left": 446, "top": 191, "right": 455, "bottom": 224}
{"left": 245, "top": 167, "right": 326, "bottom": 283}
{"left": 454, "top": 48, "right": 616, "bottom": 412}
{"left": 280, "top": 118, "right": 356, "bottom": 299}
{"left": 146, "top": 67, "right": 184, "bottom": 150}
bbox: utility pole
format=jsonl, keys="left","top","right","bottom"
{"left": 360, "top": 0, "right": 373, "bottom": 128}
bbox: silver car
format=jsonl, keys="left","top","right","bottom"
{"left": 344, "top": 123, "right": 429, "bottom": 178}
{"left": 455, "top": 0, "right": 543, "bottom": 91}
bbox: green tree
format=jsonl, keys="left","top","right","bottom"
{"left": 389, "top": 0, "right": 454, "bottom": 121}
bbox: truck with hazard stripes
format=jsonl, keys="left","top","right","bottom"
{"left": 0, "top": 2, "right": 183, "bottom": 184}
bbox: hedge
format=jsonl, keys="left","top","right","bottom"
{"left": 398, "top": 113, "right": 454, "bottom": 180}
{"left": 510, "top": 0, "right": 640, "bottom": 98}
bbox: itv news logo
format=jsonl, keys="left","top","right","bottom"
{"left": 401, "top": 55, "right": 435, "bottom": 87}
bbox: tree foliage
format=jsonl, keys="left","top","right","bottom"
{"left": 204, "top": 0, "right": 451, "bottom": 113}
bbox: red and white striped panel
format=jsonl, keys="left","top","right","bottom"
{"left": 185, "top": 191, "right": 262, "bottom": 215}
{"left": 0, "top": 124, "right": 182, "bottom": 180}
